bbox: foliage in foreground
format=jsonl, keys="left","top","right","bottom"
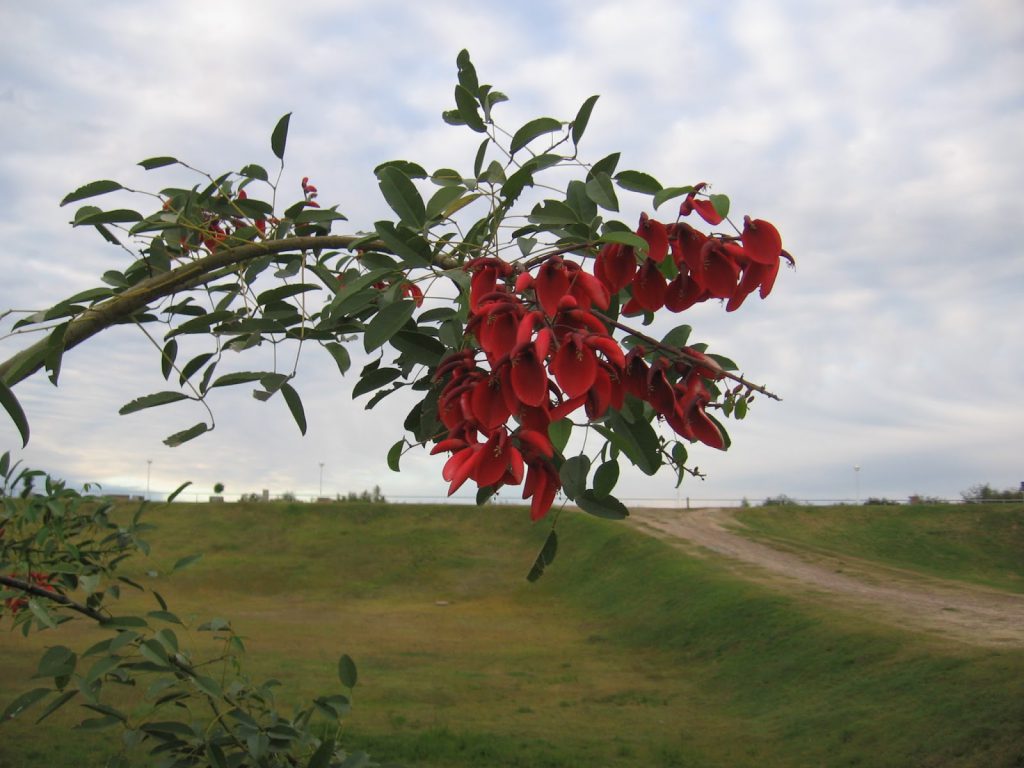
{"left": 0, "top": 453, "right": 377, "bottom": 767}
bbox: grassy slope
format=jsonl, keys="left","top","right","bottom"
{"left": 733, "top": 503, "right": 1024, "bottom": 593}
{"left": 0, "top": 502, "right": 1021, "bottom": 767}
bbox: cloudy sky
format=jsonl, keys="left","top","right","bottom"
{"left": 1, "top": 1, "right": 1021, "bottom": 506}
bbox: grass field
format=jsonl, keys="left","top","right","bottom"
{"left": 733, "top": 502, "right": 1024, "bottom": 593}
{"left": 1, "top": 501, "right": 1023, "bottom": 767}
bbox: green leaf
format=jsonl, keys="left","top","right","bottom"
{"left": 598, "top": 230, "right": 648, "bottom": 252}
{"left": 560, "top": 455, "right": 590, "bottom": 501}
{"left": 377, "top": 166, "right": 427, "bottom": 228}
{"left": 590, "top": 152, "right": 620, "bottom": 179}
{"left": 280, "top": 382, "right": 306, "bottom": 435}
{"left": 73, "top": 208, "right": 142, "bottom": 226}
{"left": 36, "top": 646, "right": 77, "bottom": 678}
{"left": 387, "top": 440, "right": 404, "bottom": 472}
{"left": 1, "top": 688, "right": 50, "bottom": 723}
{"left": 510, "top": 117, "right": 563, "bottom": 155}
{"left": 28, "top": 600, "right": 57, "bottom": 629}
{"left": 209, "top": 371, "right": 267, "bottom": 390}
{"left": 167, "top": 480, "right": 192, "bottom": 503}
{"left": 576, "top": 489, "right": 629, "bottom": 519}
{"left": 548, "top": 419, "right": 572, "bottom": 454}
{"left": 661, "top": 324, "right": 693, "bottom": 348}
{"left": 351, "top": 367, "right": 402, "bottom": 399}
{"left": 163, "top": 422, "right": 209, "bottom": 448}
{"left": 324, "top": 342, "right": 351, "bottom": 375}
{"left": 425, "top": 185, "right": 467, "bottom": 221}
{"left": 710, "top": 193, "right": 730, "bottom": 219}
{"left": 473, "top": 139, "right": 489, "bottom": 178}
{"left": 364, "top": 299, "right": 416, "bottom": 352}
{"left": 571, "top": 95, "right": 600, "bottom": 146}
{"left": 456, "top": 49, "right": 479, "bottom": 96}
{"left": 171, "top": 553, "right": 202, "bottom": 573}
{"left": 592, "top": 460, "right": 620, "bottom": 497}
{"left": 60, "top": 180, "right": 122, "bottom": 207}
{"left": 391, "top": 330, "right": 445, "bottom": 366}
{"left": 118, "top": 391, "right": 190, "bottom": 415}
{"left": 35, "top": 690, "right": 78, "bottom": 724}
{"left": 585, "top": 172, "right": 619, "bottom": 211}
{"left": 240, "top": 163, "right": 268, "bottom": 181}
{"left": 614, "top": 170, "right": 663, "bottom": 195}
{"left": 373, "top": 159, "right": 428, "bottom": 179}
{"left": 595, "top": 408, "right": 661, "bottom": 476}
{"left": 527, "top": 530, "right": 558, "bottom": 583}
{"left": 138, "top": 156, "right": 178, "bottom": 170}
{"left": 308, "top": 738, "right": 335, "bottom": 768}
{"left": 653, "top": 185, "right": 696, "bottom": 210}
{"left": 338, "top": 654, "right": 358, "bottom": 688}
{"left": 454, "top": 84, "right": 486, "bottom": 132}
{"left": 271, "top": 113, "right": 292, "bottom": 160}
{"left": 373, "top": 221, "right": 432, "bottom": 267}
{"left": 0, "top": 378, "right": 29, "bottom": 447}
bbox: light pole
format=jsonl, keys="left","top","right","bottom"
{"left": 854, "top": 465, "right": 860, "bottom": 505}
{"left": 319, "top": 462, "right": 325, "bottom": 498}
{"left": 146, "top": 459, "right": 153, "bottom": 500}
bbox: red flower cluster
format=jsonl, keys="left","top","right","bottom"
{"left": 597, "top": 206, "right": 789, "bottom": 315}
{"left": 429, "top": 203, "right": 779, "bottom": 520}
{"left": 3, "top": 571, "right": 55, "bottom": 615}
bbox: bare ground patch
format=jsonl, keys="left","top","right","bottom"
{"left": 629, "top": 507, "right": 1024, "bottom": 647}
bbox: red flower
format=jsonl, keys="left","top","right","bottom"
{"left": 594, "top": 242, "right": 636, "bottom": 294}
{"left": 630, "top": 258, "right": 668, "bottom": 311}
{"left": 535, "top": 256, "right": 570, "bottom": 316}
{"left": 636, "top": 213, "right": 669, "bottom": 263}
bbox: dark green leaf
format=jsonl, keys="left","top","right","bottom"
{"left": 526, "top": 530, "right": 558, "bottom": 582}
{"left": 280, "top": 382, "right": 306, "bottom": 435}
{"left": 160, "top": 340, "right": 177, "bottom": 380}
{"left": 476, "top": 485, "right": 496, "bottom": 505}
{"left": 391, "top": 330, "right": 445, "bottom": 366}
{"left": 510, "top": 117, "right": 563, "bottom": 155}
{"left": 307, "top": 738, "right": 335, "bottom": 768}
{"left": 598, "top": 230, "right": 648, "bottom": 252}
{"left": 456, "top": 48, "right": 479, "bottom": 95}
{"left": 373, "top": 221, "right": 432, "bottom": 267}
{"left": 163, "top": 422, "right": 209, "bottom": 448}
{"left": 73, "top": 208, "right": 142, "bottom": 226}
{"left": 351, "top": 367, "right": 402, "bottom": 398}
{"left": 271, "top": 113, "right": 292, "bottom": 160}
{"left": 171, "top": 553, "right": 202, "bottom": 573}
{"left": 661, "top": 324, "right": 693, "bottom": 348}
{"left": 614, "top": 170, "right": 662, "bottom": 195}
{"left": 592, "top": 460, "right": 620, "bottom": 497}
{"left": 60, "top": 180, "right": 122, "bottom": 207}
{"left": 585, "top": 172, "right": 619, "bottom": 211}
{"left": 324, "top": 342, "right": 351, "bottom": 375}
{"left": 653, "top": 185, "right": 696, "bottom": 210}
{"left": 571, "top": 95, "right": 600, "bottom": 146}
{"left": 240, "top": 163, "right": 269, "bottom": 181}
{"left": 0, "top": 378, "right": 29, "bottom": 447}
{"left": 548, "top": 419, "right": 572, "bottom": 454}
{"left": 1, "top": 688, "right": 50, "bottom": 722}
{"left": 589, "top": 152, "right": 620, "bottom": 179}
{"left": 559, "top": 455, "right": 590, "bottom": 500}
{"left": 118, "top": 391, "right": 190, "bottom": 415}
{"left": 138, "top": 156, "right": 178, "bottom": 170}
{"left": 36, "top": 646, "right": 76, "bottom": 678}
{"left": 473, "top": 139, "right": 489, "bottom": 178}
{"left": 209, "top": 371, "right": 267, "bottom": 389}
{"left": 387, "top": 440, "right": 403, "bottom": 472}
{"left": 35, "top": 690, "right": 78, "bottom": 724}
{"left": 426, "top": 185, "right": 466, "bottom": 221}
{"left": 373, "top": 159, "right": 428, "bottom": 179}
{"left": 377, "top": 166, "right": 426, "bottom": 228}
{"left": 454, "top": 84, "right": 486, "bottom": 132}
{"left": 364, "top": 299, "right": 416, "bottom": 352}
{"left": 576, "top": 489, "right": 629, "bottom": 519}
{"left": 167, "top": 481, "right": 192, "bottom": 502}
{"left": 338, "top": 654, "right": 358, "bottom": 688}
{"left": 595, "top": 408, "right": 661, "bottom": 475}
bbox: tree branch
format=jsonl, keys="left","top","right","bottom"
{"left": 0, "top": 234, "right": 395, "bottom": 388}
{"left": 0, "top": 575, "right": 108, "bottom": 622}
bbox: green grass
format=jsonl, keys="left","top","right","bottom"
{"left": 733, "top": 502, "right": 1024, "bottom": 592}
{"left": 1, "top": 501, "right": 1023, "bottom": 767}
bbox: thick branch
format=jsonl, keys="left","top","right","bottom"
{"left": 0, "top": 234, "right": 389, "bottom": 387}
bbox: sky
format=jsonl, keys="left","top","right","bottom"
{"left": 1, "top": 0, "right": 1021, "bottom": 507}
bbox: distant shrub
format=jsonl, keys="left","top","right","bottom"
{"left": 908, "top": 494, "right": 946, "bottom": 505}
{"left": 762, "top": 494, "right": 799, "bottom": 507}
{"left": 337, "top": 485, "right": 387, "bottom": 504}
{"left": 961, "top": 483, "right": 1024, "bottom": 503}
{"left": 864, "top": 497, "right": 901, "bottom": 506}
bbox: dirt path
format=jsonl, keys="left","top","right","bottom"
{"left": 628, "top": 507, "right": 1024, "bottom": 647}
